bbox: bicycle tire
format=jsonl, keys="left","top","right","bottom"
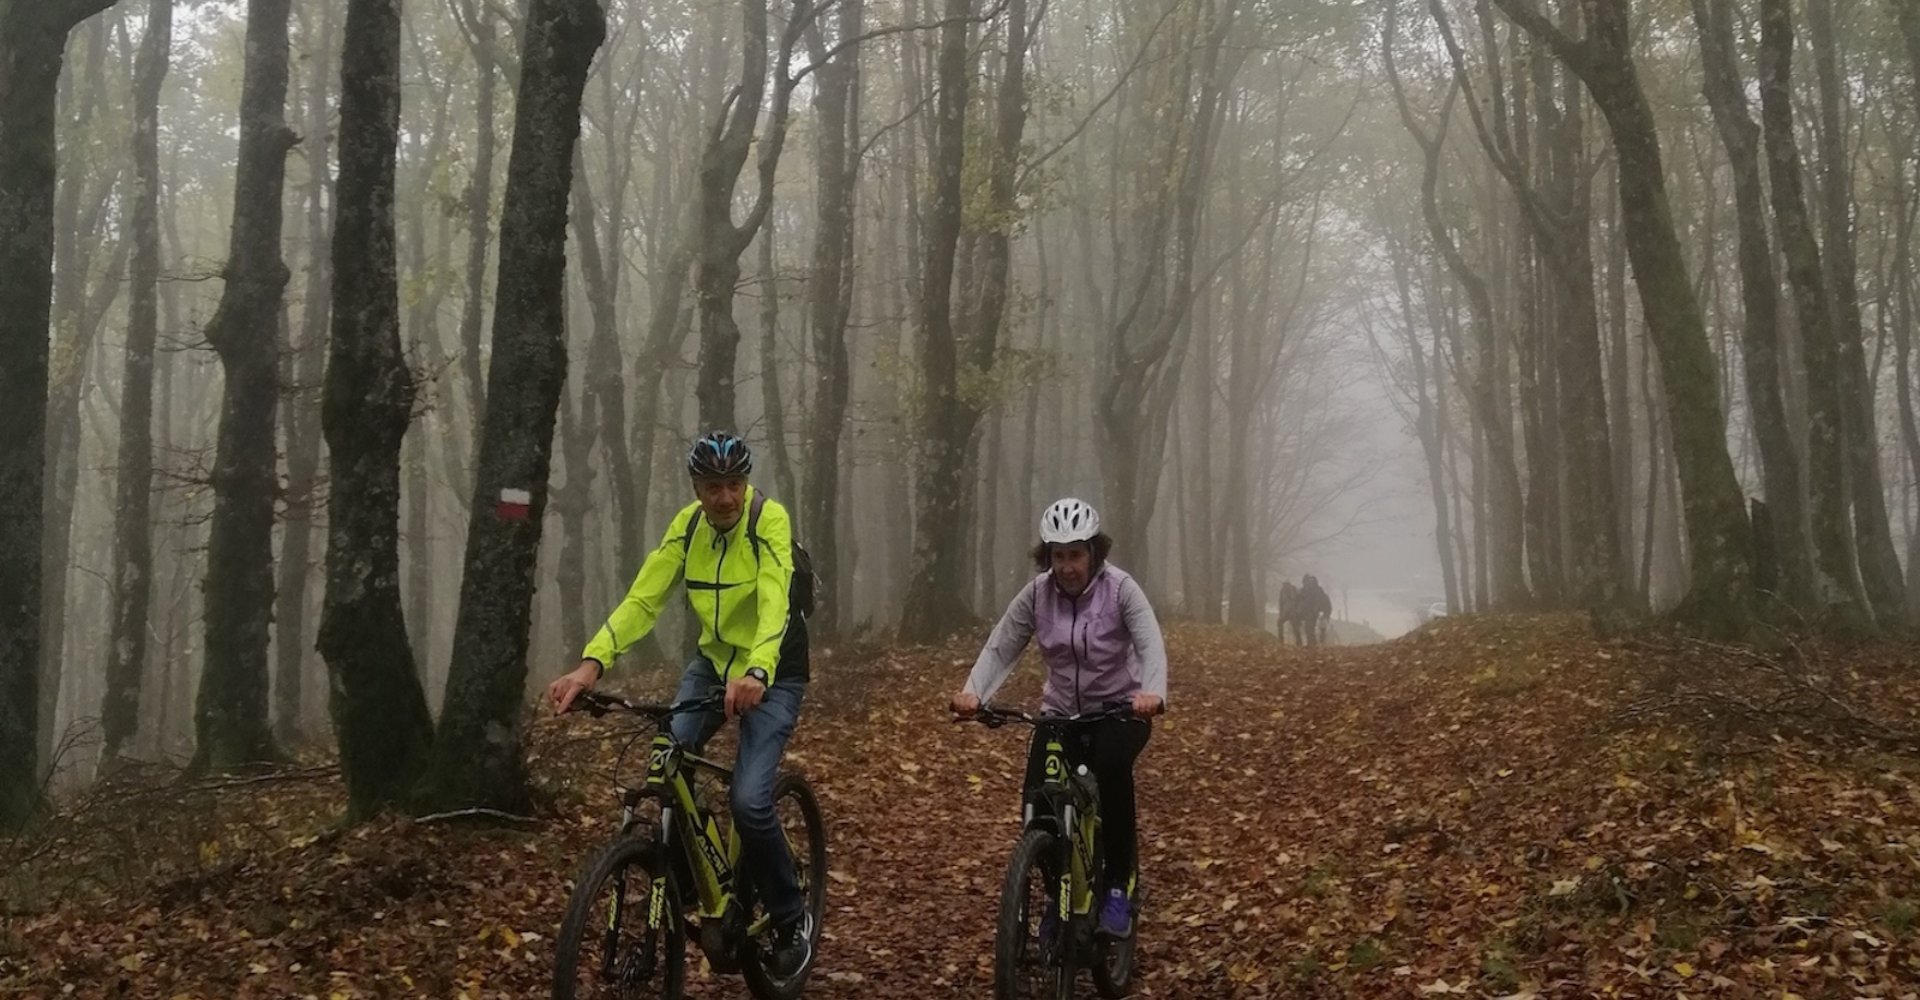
{"left": 996, "top": 827, "right": 1078, "bottom": 1000}
{"left": 1091, "top": 929, "right": 1135, "bottom": 998}
{"left": 741, "top": 772, "right": 829, "bottom": 1000}
{"left": 553, "top": 834, "right": 686, "bottom": 1000}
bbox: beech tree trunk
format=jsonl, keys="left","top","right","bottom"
{"left": 1689, "top": 0, "right": 1815, "bottom": 612}
{"left": 1809, "top": 0, "right": 1905, "bottom": 624}
{"left": 0, "top": 0, "right": 118, "bottom": 829}
{"left": 193, "top": 0, "right": 298, "bottom": 773}
{"left": 100, "top": 0, "right": 172, "bottom": 768}
{"left": 413, "top": 0, "right": 605, "bottom": 814}
{"left": 898, "top": 0, "right": 976, "bottom": 642}
{"left": 1757, "top": 0, "right": 1871, "bottom": 624}
{"left": 801, "top": 0, "right": 863, "bottom": 637}
{"left": 320, "top": 0, "right": 436, "bottom": 820}
{"left": 1490, "top": 0, "right": 1754, "bottom": 630}
{"left": 274, "top": 0, "right": 337, "bottom": 746}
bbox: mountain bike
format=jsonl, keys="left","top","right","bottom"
{"left": 959, "top": 703, "right": 1147, "bottom": 1000}
{"left": 552, "top": 690, "right": 827, "bottom": 1000}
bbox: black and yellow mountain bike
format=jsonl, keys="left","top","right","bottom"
{"left": 961, "top": 703, "right": 1143, "bottom": 1000}
{"left": 552, "top": 690, "right": 826, "bottom": 1000}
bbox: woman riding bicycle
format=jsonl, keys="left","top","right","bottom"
{"left": 950, "top": 498, "right": 1168, "bottom": 939}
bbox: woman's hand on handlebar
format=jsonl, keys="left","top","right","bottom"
{"left": 950, "top": 690, "right": 981, "bottom": 720}
{"left": 549, "top": 660, "right": 601, "bottom": 715}
{"left": 1130, "top": 693, "right": 1164, "bottom": 718}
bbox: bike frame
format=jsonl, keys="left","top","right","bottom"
{"left": 636, "top": 730, "right": 748, "bottom": 921}
{"left": 1025, "top": 727, "right": 1104, "bottom": 921}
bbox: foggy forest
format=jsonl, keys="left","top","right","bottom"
{"left": 5, "top": 0, "right": 1920, "bottom": 996}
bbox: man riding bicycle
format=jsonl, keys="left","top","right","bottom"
{"left": 547, "top": 431, "right": 812, "bottom": 978}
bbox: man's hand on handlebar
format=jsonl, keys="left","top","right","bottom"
{"left": 549, "top": 660, "right": 601, "bottom": 715}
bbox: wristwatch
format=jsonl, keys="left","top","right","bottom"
{"left": 745, "top": 666, "right": 770, "bottom": 688}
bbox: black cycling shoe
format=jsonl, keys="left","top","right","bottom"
{"left": 769, "top": 911, "right": 813, "bottom": 979}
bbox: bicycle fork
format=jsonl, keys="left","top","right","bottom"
{"left": 599, "top": 793, "right": 671, "bottom": 981}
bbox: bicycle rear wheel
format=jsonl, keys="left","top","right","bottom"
{"left": 995, "top": 827, "right": 1076, "bottom": 1000}
{"left": 740, "top": 772, "right": 828, "bottom": 1000}
{"left": 552, "top": 835, "right": 686, "bottom": 1000}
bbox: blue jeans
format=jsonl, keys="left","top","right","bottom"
{"left": 669, "top": 656, "right": 807, "bottom": 927}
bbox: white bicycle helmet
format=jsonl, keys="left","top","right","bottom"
{"left": 1039, "top": 498, "right": 1101, "bottom": 544}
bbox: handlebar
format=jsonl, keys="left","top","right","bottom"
{"left": 569, "top": 689, "right": 724, "bottom": 720}
{"left": 953, "top": 701, "right": 1159, "bottom": 729}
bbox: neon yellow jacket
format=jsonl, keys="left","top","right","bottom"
{"left": 582, "top": 487, "right": 796, "bottom": 683}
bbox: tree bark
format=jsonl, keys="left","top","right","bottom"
{"left": 192, "top": 0, "right": 297, "bottom": 773}
{"left": 100, "top": 0, "right": 171, "bottom": 768}
{"left": 1757, "top": 0, "right": 1871, "bottom": 624}
{"left": 694, "top": 0, "right": 809, "bottom": 432}
{"left": 1688, "top": 0, "right": 1814, "bottom": 613}
{"left": 413, "top": 0, "right": 604, "bottom": 814}
{"left": 757, "top": 226, "right": 800, "bottom": 502}
{"left": 1900, "top": 0, "right": 1920, "bottom": 121}
{"left": 898, "top": 0, "right": 976, "bottom": 642}
{"left": 0, "top": 0, "right": 118, "bottom": 826}
{"left": 1893, "top": 145, "right": 1920, "bottom": 618}
{"left": 800, "top": 0, "right": 863, "bottom": 637}
{"left": 1489, "top": 0, "right": 1754, "bottom": 630}
{"left": 320, "top": 0, "right": 435, "bottom": 820}
{"left": 274, "top": 0, "right": 337, "bottom": 747}
{"left": 455, "top": 0, "right": 499, "bottom": 439}
{"left": 1809, "top": 0, "right": 1905, "bottom": 623}
{"left": 1395, "top": 246, "right": 1460, "bottom": 617}
{"left": 38, "top": 15, "right": 122, "bottom": 782}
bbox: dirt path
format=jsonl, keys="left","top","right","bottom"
{"left": 5, "top": 618, "right": 1919, "bottom": 998}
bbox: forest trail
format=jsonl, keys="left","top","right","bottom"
{"left": 5, "top": 616, "right": 1920, "bottom": 998}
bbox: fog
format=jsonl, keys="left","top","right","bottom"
{"left": 5, "top": 0, "right": 1919, "bottom": 807}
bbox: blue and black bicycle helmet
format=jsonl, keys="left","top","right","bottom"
{"left": 687, "top": 431, "right": 753, "bottom": 478}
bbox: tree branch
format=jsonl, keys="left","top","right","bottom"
{"left": 791, "top": 0, "right": 1008, "bottom": 88}
{"left": 1481, "top": 0, "right": 1596, "bottom": 79}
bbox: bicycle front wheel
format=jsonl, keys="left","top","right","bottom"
{"left": 996, "top": 827, "right": 1076, "bottom": 1000}
{"left": 1091, "top": 928, "right": 1135, "bottom": 998}
{"left": 552, "top": 835, "right": 686, "bottom": 1000}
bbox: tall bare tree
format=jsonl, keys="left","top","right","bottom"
{"left": 320, "top": 0, "right": 436, "bottom": 820}
{"left": 692, "top": 0, "right": 810, "bottom": 431}
{"left": 275, "top": 0, "right": 338, "bottom": 745}
{"left": 801, "top": 0, "right": 864, "bottom": 637}
{"left": 1687, "top": 0, "right": 1813, "bottom": 613}
{"left": 1757, "top": 0, "right": 1871, "bottom": 624}
{"left": 414, "top": 0, "right": 605, "bottom": 814}
{"left": 1808, "top": 0, "right": 1905, "bottom": 624}
{"left": 1384, "top": 3, "right": 1531, "bottom": 608}
{"left": 100, "top": 0, "right": 173, "bottom": 768}
{"left": 0, "top": 0, "right": 119, "bottom": 830}
{"left": 899, "top": 0, "right": 976, "bottom": 641}
{"left": 193, "top": 0, "right": 297, "bottom": 773}
{"left": 1488, "top": 0, "right": 1755, "bottom": 630}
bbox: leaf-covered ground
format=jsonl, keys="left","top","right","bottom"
{"left": 5, "top": 615, "right": 1920, "bottom": 998}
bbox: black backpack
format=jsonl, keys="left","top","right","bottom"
{"left": 681, "top": 493, "right": 818, "bottom": 619}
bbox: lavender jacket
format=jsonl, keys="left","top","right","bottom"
{"left": 963, "top": 564, "right": 1169, "bottom": 715}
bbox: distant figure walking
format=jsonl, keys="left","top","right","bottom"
{"left": 1298, "top": 574, "right": 1333, "bottom": 646}
{"left": 1276, "top": 581, "right": 1302, "bottom": 644}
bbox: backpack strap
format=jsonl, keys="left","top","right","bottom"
{"left": 745, "top": 492, "right": 769, "bottom": 562}
{"left": 678, "top": 506, "right": 700, "bottom": 556}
